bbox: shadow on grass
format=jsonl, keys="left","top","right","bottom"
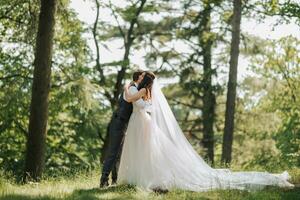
{"left": 0, "top": 184, "right": 137, "bottom": 200}
{"left": 0, "top": 185, "right": 299, "bottom": 200}
{"left": 278, "top": 187, "right": 300, "bottom": 200}
{"left": 219, "top": 187, "right": 300, "bottom": 200}
{"left": 66, "top": 185, "right": 137, "bottom": 200}
{"left": 0, "top": 195, "right": 56, "bottom": 200}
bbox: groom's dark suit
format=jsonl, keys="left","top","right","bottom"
{"left": 100, "top": 83, "right": 136, "bottom": 186}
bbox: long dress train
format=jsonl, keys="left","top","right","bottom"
{"left": 118, "top": 79, "right": 294, "bottom": 191}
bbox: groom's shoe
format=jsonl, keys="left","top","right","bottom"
{"left": 111, "top": 179, "right": 117, "bottom": 186}
{"left": 100, "top": 180, "right": 109, "bottom": 188}
{"left": 152, "top": 187, "right": 169, "bottom": 194}
{"left": 99, "top": 174, "right": 109, "bottom": 188}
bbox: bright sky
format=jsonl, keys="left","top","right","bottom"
{"left": 70, "top": 0, "right": 300, "bottom": 82}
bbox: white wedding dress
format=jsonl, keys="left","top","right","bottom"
{"left": 118, "top": 79, "right": 294, "bottom": 191}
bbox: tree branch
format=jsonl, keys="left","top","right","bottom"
{"left": 112, "top": 0, "right": 147, "bottom": 107}
{"left": 108, "top": 0, "right": 126, "bottom": 40}
{"left": 171, "top": 99, "right": 202, "bottom": 109}
{"left": 93, "top": 0, "right": 105, "bottom": 84}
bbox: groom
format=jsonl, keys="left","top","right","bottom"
{"left": 100, "top": 70, "right": 145, "bottom": 188}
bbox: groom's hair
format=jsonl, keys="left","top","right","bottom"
{"left": 137, "top": 72, "right": 155, "bottom": 90}
{"left": 132, "top": 70, "right": 144, "bottom": 81}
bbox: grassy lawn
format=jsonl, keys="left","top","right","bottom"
{"left": 0, "top": 169, "right": 299, "bottom": 200}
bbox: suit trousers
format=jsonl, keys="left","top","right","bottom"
{"left": 101, "top": 113, "right": 128, "bottom": 181}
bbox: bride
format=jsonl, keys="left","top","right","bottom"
{"left": 117, "top": 72, "right": 294, "bottom": 192}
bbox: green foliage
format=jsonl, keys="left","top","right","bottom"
{"left": 233, "top": 36, "right": 300, "bottom": 169}
{"left": 259, "top": 37, "right": 300, "bottom": 168}
{"left": 0, "top": 0, "right": 36, "bottom": 175}
{"left": 0, "top": 0, "right": 105, "bottom": 176}
{"left": 275, "top": 112, "right": 300, "bottom": 167}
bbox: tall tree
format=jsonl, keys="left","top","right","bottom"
{"left": 176, "top": 0, "right": 224, "bottom": 164}
{"left": 94, "top": 0, "right": 147, "bottom": 174}
{"left": 23, "top": 0, "right": 57, "bottom": 181}
{"left": 111, "top": 0, "right": 147, "bottom": 108}
{"left": 199, "top": 2, "right": 216, "bottom": 165}
{"left": 222, "top": 0, "right": 242, "bottom": 164}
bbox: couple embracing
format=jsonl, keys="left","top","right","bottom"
{"left": 100, "top": 70, "right": 293, "bottom": 192}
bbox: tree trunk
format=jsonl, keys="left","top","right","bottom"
{"left": 112, "top": 0, "right": 147, "bottom": 107}
{"left": 221, "top": 0, "right": 242, "bottom": 165}
{"left": 23, "top": 0, "right": 57, "bottom": 182}
{"left": 200, "top": 4, "right": 215, "bottom": 165}
{"left": 100, "top": 0, "right": 147, "bottom": 163}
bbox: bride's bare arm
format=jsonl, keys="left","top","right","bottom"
{"left": 124, "top": 85, "right": 146, "bottom": 102}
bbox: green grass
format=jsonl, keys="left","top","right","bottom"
{"left": 0, "top": 170, "right": 299, "bottom": 200}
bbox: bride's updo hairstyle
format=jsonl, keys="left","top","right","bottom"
{"left": 138, "top": 71, "right": 155, "bottom": 99}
